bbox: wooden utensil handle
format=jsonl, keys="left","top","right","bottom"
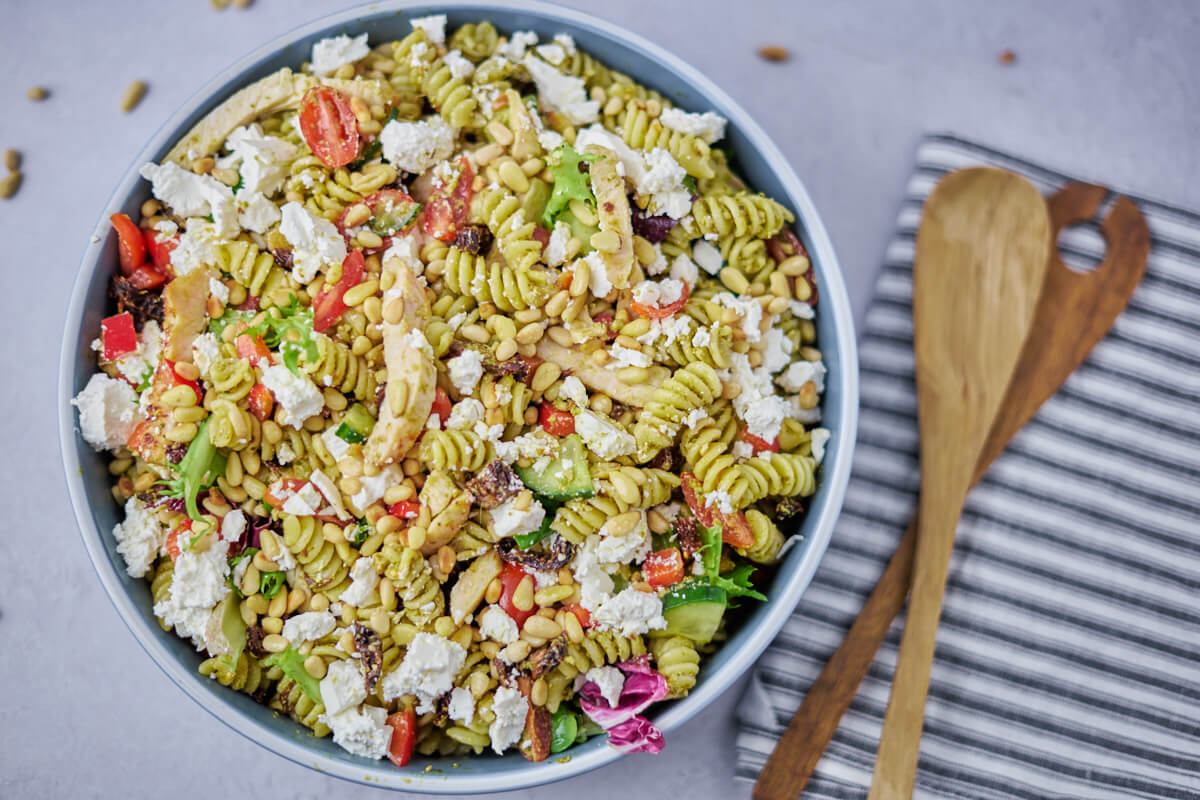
{"left": 752, "top": 520, "right": 916, "bottom": 800}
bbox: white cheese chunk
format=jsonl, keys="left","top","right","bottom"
{"left": 488, "top": 686, "right": 529, "bottom": 755}
{"left": 237, "top": 191, "right": 282, "bottom": 233}
{"left": 281, "top": 611, "right": 336, "bottom": 644}
{"left": 320, "top": 659, "right": 367, "bottom": 716}
{"left": 218, "top": 123, "right": 297, "bottom": 197}
{"left": 447, "top": 350, "right": 484, "bottom": 395}
{"left": 259, "top": 365, "right": 324, "bottom": 429}
{"left": 112, "top": 497, "right": 166, "bottom": 579}
{"left": 573, "top": 409, "right": 636, "bottom": 459}
{"left": 279, "top": 201, "right": 347, "bottom": 284}
{"left": 339, "top": 556, "right": 380, "bottom": 607}
{"left": 592, "top": 587, "right": 666, "bottom": 637}
{"left": 522, "top": 54, "right": 599, "bottom": 125}
{"left": 778, "top": 359, "right": 826, "bottom": 394}
{"left": 584, "top": 666, "right": 625, "bottom": 708}
{"left": 281, "top": 481, "right": 323, "bottom": 516}
{"left": 490, "top": 495, "right": 546, "bottom": 539}
{"left": 659, "top": 108, "right": 728, "bottom": 145}
{"left": 478, "top": 604, "right": 520, "bottom": 644}
{"left": 410, "top": 14, "right": 447, "bottom": 45}
{"left": 558, "top": 375, "right": 588, "bottom": 407}
{"left": 447, "top": 686, "right": 476, "bottom": 724}
{"left": 810, "top": 427, "right": 831, "bottom": 464}
{"left": 324, "top": 704, "right": 392, "bottom": 760}
{"left": 691, "top": 240, "right": 724, "bottom": 275}
{"left": 380, "top": 116, "right": 455, "bottom": 174}
{"left": 380, "top": 632, "right": 467, "bottom": 713}
{"left": 311, "top": 33, "right": 370, "bottom": 76}
{"left": 72, "top": 373, "right": 142, "bottom": 452}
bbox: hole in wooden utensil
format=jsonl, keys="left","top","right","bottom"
{"left": 1055, "top": 220, "right": 1106, "bottom": 274}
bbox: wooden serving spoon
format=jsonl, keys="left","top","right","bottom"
{"left": 752, "top": 182, "right": 1150, "bottom": 800}
{"left": 867, "top": 168, "right": 1052, "bottom": 797}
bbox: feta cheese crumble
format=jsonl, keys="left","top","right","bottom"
{"left": 278, "top": 201, "right": 347, "bottom": 284}
{"left": 281, "top": 611, "right": 336, "bottom": 644}
{"left": 478, "top": 604, "right": 520, "bottom": 644}
{"left": 691, "top": 240, "right": 724, "bottom": 275}
{"left": 320, "top": 659, "right": 366, "bottom": 716}
{"left": 324, "top": 704, "right": 393, "bottom": 760}
{"left": 410, "top": 14, "right": 447, "bottom": 45}
{"left": 139, "top": 161, "right": 238, "bottom": 238}
{"left": 72, "top": 373, "right": 142, "bottom": 452}
{"left": 259, "top": 366, "right": 324, "bottom": 428}
{"left": 659, "top": 108, "right": 728, "bottom": 145}
{"left": 380, "top": 116, "right": 455, "bottom": 174}
{"left": 591, "top": 587, "right": 666, "bottom": 637}
{"left": 112, "top": 497, "right": 166, "bottom": 579}
{"left": 311, "top": 33, "right": 370, "bottom": 76}
{"left": 638, "top": 149, "right": 692, "bottom": 219}
{"left": 381, "top": 633, "right": 467, "bottom": 713}
{"left": 522, "top": 54, "right": 600, "bottom": 125}
{"left": 447, "top": 350, "right": 484, "bottom": 395}
{"left": 490, "top": 495, "right": 546, "bottom": 539}
{"left": 447, "top": 686, "right": 476, "bottom": 724}
{"left": 558, "top": 375, "right": 588, "bottom": 407}
{"left": 778, "top": 359, "right": 826, "bottom": 394}
{"left": 280, "top": 481, "right": 322, "bottom": 516}
{"left": 488, "top": 686, "right": 529, "bottom": 754}
{"left": 217, "top": 124, "right": 297, "bottom": 197}
{"left": 574, "top": 409, "right": 636, "bottom": 459}
{"left": 584, "top": 666, "right": 625, "bottom": 707}
{"left": 810, "top": 427, "right": 831, "bottom": 463}
{"left": 445, "top": 397, "right": 485, "bottom": 430}
{"left": 581, "top": 251, "right": 612, "bottom": 298}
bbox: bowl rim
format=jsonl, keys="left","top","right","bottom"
{"left": 58, "top": 0, "right": 859, "bottom": 792}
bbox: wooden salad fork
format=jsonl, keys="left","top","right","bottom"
{"left": 753, "top": 180, "right": 1150, "bottom": 800}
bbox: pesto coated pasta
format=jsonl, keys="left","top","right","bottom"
{"left": 74, "top": 15, "right": 831, "bottom": 769}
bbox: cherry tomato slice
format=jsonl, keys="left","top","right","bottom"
{"left": 143, "top": 227, "right": 178, "bottom": 271}
{"left": 247, "top": 383, "right": 275, "bottom": 421}
{"left": 385, "top": 708, "right": 417, "bottom": 768}
{"left": 298, "top": 86, "right": 361, "bottom": 169}
{"left": 420, "top": 157, "right": 474, "bottom": 242}
{"left": 721, "top": 511, "right": 756, "bottom": 549}
{"left": 539, "top": 403, "right": 576, "bottom": 437}
{"left": 737, "top": 428, "right": 781, "bottom": 454}
{"left": 643, "top": 548, "right": 685, "bottom": 588}
{"left": 127, "top": 262, "right": 168, "bottom": 290}
{"left": 100, "top": 312, "right": 138, "bottom": 361}
{"left": 430, "top": 387, "right": 452, "bottom": 428}
{"left": 498, "top": 562, "right": 537, "bottom": 628}
{"left": 680, "top": 472, "right": 716, "bottom": 528}
{"left": 165, "top": 520, "right": 191, "bottom": 562}
{"left": 111, "top": 213, "right": 146, "bottom": 276}
{"left": 631, "top": 283, "right": 690, "bottom": 320}
{"left": 679, "top": 471, "right": 756, "bottom": 548}
{"left": 234, "top": 333, "right": 271, "bottom": 366}
{"left": 165, "top": 360, "right": 203, "bottom": 404}
{"left": 312, "top": 250, "right": 366, "bottom": 333}
{"left": 388, "top": 500, "right": 421, "bottom": 520}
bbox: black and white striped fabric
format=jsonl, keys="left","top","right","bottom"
{"left": 735, "top": 134, "right": 1200, "bottom": 799}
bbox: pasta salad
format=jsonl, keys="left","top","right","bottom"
{"left": 73, "top": 15, "right": 829, "bottom": 766}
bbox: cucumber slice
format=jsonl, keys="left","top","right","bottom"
{"left": 515, "top": 433, "right": 593, "bottom": 503}
{"left": 659, "top": 580, "right": 727, "bottom": 644}
{"left": 336, "top": 403, "right": 375, "bottom": 444}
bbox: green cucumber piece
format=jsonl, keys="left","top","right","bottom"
{"left": 515, "top": 433, "right": 593, "bottom": 503}
{"left": 659, "top": 580, "right": 727, "bottom": 644}
{"left": 336, "top": 403, "right": 375, "bottom": 443}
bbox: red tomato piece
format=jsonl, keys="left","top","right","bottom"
{"left": 110, "top": 213, "right": 146, "bottom": 276}
{"left": 531, "top": 225, "right": 550, "bottom": 250}
{"left": 247, "top": 383, "right": 274, "bottom": 421}
{"left": 298, "top": 86, "right": 361, "bottom": 168}
{"left": 498, "top": 562, "right": 537, "bottom": 627}
{"left": 643, "top": 548, "right": 685, "bottom": 588}
{"left": 720, "top": 511, "right": 756, "bottom": 549}
{"left": 385, "top": 708, "right": 417, "bottom": 768}
{"left": 165, "top": 360, "right": 203, "bottom": 404}
{"left": 127, "top": 262, "right": 168, "bottom": 290}
{"left": 631, "top": 283, "right": 690, "bottom": 320}
{"left": 263, "top": 478, "right": 309, "bottom": 509}
{"left": 100, "top": 312, "right": 138, "bottom": 361}
{"left": 165, "top": 520, "right": 191, "bottom": 561}
{"left": 234, "top": 333, "right": 271, "bottom": 366}
{"left": 539, "top": 403, "right": 576, "bottom": 437}
{"left": 562, "top": 603, "right": 591, "bottom": 628}
{"left": 430, "top": 387, "right": 452, "bottom": 428}
{"left": 313, "top": 250, "right": 365, "bottom": 333}
{"left": 737, "top": 427, "right": 781, "bottom": 454}
{"left": 143, "top": 227, "right": 178, "bottom": 271}
{"left": 420, "top": 157, "right": 474, "bottom": 242}
{"left": 680, "top": 472, "right": 716, "bottom": 527}
{"left": 388, "top": 500, "right": 421, "bottom": 520}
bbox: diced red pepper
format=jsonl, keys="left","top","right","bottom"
{"left": 430, "top": 387, "right": 452, "bottom": 429}
{"left": 312, "top": 250, "right": 366, "bottom": 333}
{"left": 420, "top": 157, "right": 474, "bottom": 242}
{"left": 127, "top": 262, "right": 168, "bottom": 290}
{"left": 498, "top": 562, "right": 537, "bottom": 628}
{"left": 143, "top": 227, "right": 178, "bottom": 271}
{"left": 539, "top": 403, "right": 576, "bottom": 437}
{"left": 247, "top": 383, "right": 274, "bottom": 421}
{"left": 110, "top": 213, "right": 146, "bottom": 276}
{"left": 385, "top": 708, "right": 417, "bottom": 768}
{"left": 234, "top": 333, "right": 271, "bottom": 366}
{"left": 737, "top": 427, "right": 781, "bottom": 454}
{"left": 631, "top": 283, "right": 690, "bottom": 320}
{"left": 100, "top": 312, "right": 138, "bottom": 361}
{"left": 388, "top": 500, "right": 421, "bottom": 520}
{"left": 643, "top": 548, "right": 685, "bottom": 588}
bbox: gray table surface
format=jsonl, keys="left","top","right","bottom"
{"left": 3, "top": 1, "right": 1197, "bottom": 797}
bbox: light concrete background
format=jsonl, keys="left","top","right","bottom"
{"left": 2, "top": 1, "right": 1197, "bottom": 797}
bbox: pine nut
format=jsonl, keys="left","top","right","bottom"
{"left": 437, "top": 545, "right": 456, "bottom": 575}
{"left": 530, "top": 362, "right": 561, "bottom": 392}
{"left": 304, "top": 655, "right": 327, "bottom": 679}
{"left": 486, "top": 120, "right": 514, "bottom": 146}
{"left": 568, "top": 199, "right": 596, "bottom": 226}
{"left": 287, "top": 588, "right": 307, "bottom": 614}
{"left": 605, "top": 510, "right": 641, "bottom": 537}
{"left": 485, "top": 578, "right": 503, "bottom": 604}
{"left": 616, "top": 366, "right": 649, "bottom": 384}
{"left": 0, "top": 172, "right": 21, "bottom": 199}
{"left": 502, "top": 639, "right": 531, "bottom": 663}
{"left": 461, "top": 323, "right": 489, "bottom": 343}
{"left": 531, "top": 677, "right": 549, "bottom": 706}
{"left": 719, "top": 266, "right": 750, "bottom": 294}
{"left": 120, "top": 80, "right": 147, "bottom": 112}
{"left": 262, "top": 634, "right": 288, "bottom": 653}
{"left": 589, "top": 230, "right": 621, "bottom": 253}
{"left": 533, "top": 584, "right": 574, "bottom": 606}
{"left": 647, "top": 509, "right": 670, "bottom": 534}
{"left": 547, "top": 325, "right": 572, "bottom": 346}
{"left": 515, "top": 322, "right": 544, "bottom": 345}
{"left": 799, "top": 381, "right": 819, "bottom": 409}
{"left": 495, "top": 338, "right": 519, "bottom": 361}
{"left": 407, "top": 525, "right": 427, "bottom": 550}
{"left": 794, "top": 276, "right": 812, "bottom": 302}
{"left": 261, "top": 616, "right": 283, "bottom": 634}
{"left": 268, "top": 593, "right": 287, "bottom": 618}
{"left": 26, "top": 86, "right": 48, "bottom": 101}
{"left": 562, "top": 610, "right": 584, "bottom": 642}
{"left": 544, "top": 291, "right": 570, "bottom": 319}
{"left": 474, "top": 143, "right": 505, "bottom": 166}
{"left": 779, "top": 254, "right": 809, "bottom": 276}
{"left": 342, "top": 203, "right": 370, "bottom": 227}
{"left": 521, "top": 157, "right": 545, "bottom": 176}
{"left": 343, "top": 279, "right": 379, "bottom": 307}
{"left": 511, "top": 576, "right": 535, "bottom": 611}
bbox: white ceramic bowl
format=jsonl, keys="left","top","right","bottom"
{"left": 58, "top": 0, "right": 858, "bottom": 792}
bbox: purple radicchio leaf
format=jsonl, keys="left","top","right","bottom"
{"left": 629, "top": 201, "right": 677, "bottom": 244}
{"left": 578, "top": 655, "right": 669, "bottom": 753}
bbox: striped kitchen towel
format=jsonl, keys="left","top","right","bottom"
{"left": 735, "top": 133, "right": 1200, "bottom": 799}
